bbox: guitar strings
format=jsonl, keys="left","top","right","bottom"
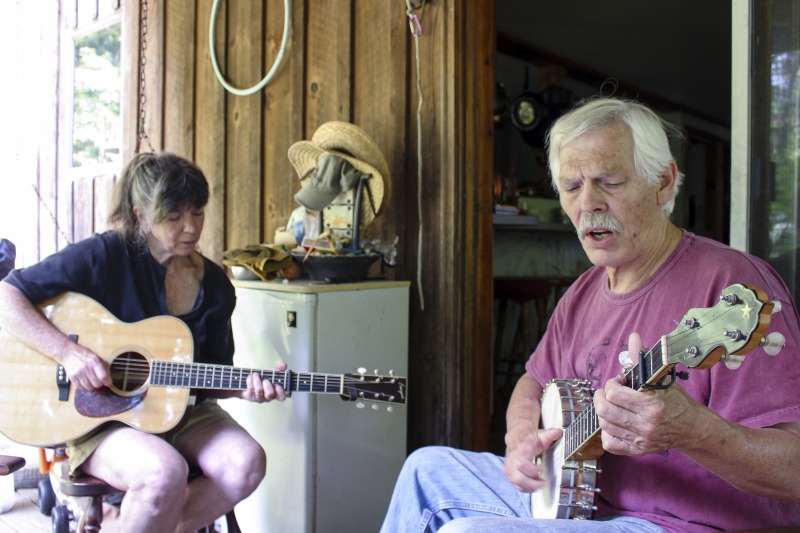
{"left": 105, "top": 356, "right": 402, "bottom": 398}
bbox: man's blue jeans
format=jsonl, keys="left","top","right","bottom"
{"left": 379, "top": 446, "right": 665, "bottom": 533}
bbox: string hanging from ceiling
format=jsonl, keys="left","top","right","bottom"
{"left": 406, "top": 0, "right": 427, "bottom": 311}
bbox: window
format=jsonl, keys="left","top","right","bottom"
{"left": 60, "top": 13, "right": 123, "bottom": 244}
{"left": 72, "top": 24, "right": 122, "bottom": 169}
{"left": 749, "top": 1, "right": 800, "bottom": 299}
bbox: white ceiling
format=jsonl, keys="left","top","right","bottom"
{"left": 496, "top": 0, "right": 732, "bottom": 126}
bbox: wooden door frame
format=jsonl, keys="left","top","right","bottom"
{"left": 460, "top": 1, "right": 496, "bottom": 451}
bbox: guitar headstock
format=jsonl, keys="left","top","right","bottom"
{"left": 342, "top": 368, "right": 407, "bottom": 410}
{"left": 666, "top": 283, "right": 779, "bottom": 370}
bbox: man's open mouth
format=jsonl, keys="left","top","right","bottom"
{"left": 586, "top": 229, "right": 613, "bottom": 240}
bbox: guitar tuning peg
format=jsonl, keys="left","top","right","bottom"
{"left": 387, "top": 406, "right": 394, "bottom": 413}
{"left": 357, "top": 367, "right": 367, "bottom": 375}
{"left": 371, "top": 403, "right": 379, "bottom": 410}
{"left": 771, "top": 300, "right": 783, "bottom": 314}
{"left": 760, "top": 332, "right": 786, "bottom": 356}
{"left": 356, "top": 401, "right": 365, "bottom": 409}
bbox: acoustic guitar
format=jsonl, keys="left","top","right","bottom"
{"left": 0, "top": 292, "right": 407, "bottom": 448}
{"left": 531, "top": 283, "right": 785, "bottom": 520}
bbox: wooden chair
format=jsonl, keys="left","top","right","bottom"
{"left": 493, "top": 277, "right": 555, "bottom": 401}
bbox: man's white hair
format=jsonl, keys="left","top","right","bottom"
{"left": 546, "top": 97, "right": 685, "bottom": 216}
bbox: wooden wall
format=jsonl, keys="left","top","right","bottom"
{"left": 48, "top": 0, "right": 495, "bottom": 452}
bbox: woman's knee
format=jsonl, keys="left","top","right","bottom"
{"left": 204, "top": 437, "right": 266, "bottom": 501}
{"left": 134, "top": 450, "right": 190, "bottom": 495}
{"left": 236, "top": 439, "right": 266, "bottom": 496}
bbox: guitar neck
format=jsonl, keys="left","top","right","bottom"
{"left": 149, "top": 360, "right": 344, "bottom": 395}
{"left": 563, "top": 339, "right": 671, "bottom": 460}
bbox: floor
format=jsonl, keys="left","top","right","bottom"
{"left": 1, "top": 434, "right": 57, "bottom": 532}
{"left": 0, "top": 487, "right": 52, "bottom": 532}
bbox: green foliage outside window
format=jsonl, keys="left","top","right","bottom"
{"left": 72, "top": 24, "right": 121, "bottom": 167}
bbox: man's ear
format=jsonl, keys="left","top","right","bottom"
{"left": 656, "top": 161, "right": 678, "bottom": 207}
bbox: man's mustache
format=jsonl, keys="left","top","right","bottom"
{"left": 577, "top": 213, "right": 623, "bottom": 235}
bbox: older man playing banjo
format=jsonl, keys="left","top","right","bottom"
{"left": 379, "top": 97, "right": 800, "bottom": 533}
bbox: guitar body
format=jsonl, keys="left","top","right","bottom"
{"left": 532, "top": 379, "right": 601, "bottom": 520}
{"left": 0, "top": 292, "right": 193, "bottom": 447}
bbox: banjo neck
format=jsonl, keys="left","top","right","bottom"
{"left": 564, "top": 337, "right": 674, "bottom": 462}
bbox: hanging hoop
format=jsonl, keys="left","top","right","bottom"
{"left": 208, "top": 0, "right": 291, "bottom": 96}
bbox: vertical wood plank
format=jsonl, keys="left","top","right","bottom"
{"left": 73, "top": 177, "right": 95, "bottom": 241}
{"left": 163, "top": 0, "right": 196, "bottom": 159}
{"left": 141, "top": 0, "right": 165, "bottom": 151}
{"left": 225, "top": 0, "right": 264, "bottom": 249}
{"left": 37, "top": 0, "right": 62, "bottom": 261}
{"left": 196, "top": 0, "right": 227, "bottom": 263}
{"left": 57, "top": 0, "right": 79, "bottom": 249}
{"left": 76, "top": 0, "right": 97, "bottom": 29}
{"left": 352, "top": 1, "right": 406, "bottom": 252}
{"left": 305, "top": 0, "right": 352, "bottom": 128}
{"left": 121, "top": 0, "right": 140, "bottom": 164}
{"left": 97, "top": 0, "right": 120, "bottom": 22}
{"left": 398, "top": 0, "right": 460, "bottom": 449}
{"left": 262, "top": 0, "right": 305, "bottom": 242}
{"left": 93, "top": 174, "right": 116, "bottom": 233}
{"left": 461, "top": 0, "right": 495, "bottom": 452}
{"left": 64, "top": 0, "right": 78, "bottom": 30}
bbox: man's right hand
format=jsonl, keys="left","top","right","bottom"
{"left": 503, "top": 423, "right": 563, "bottom": 492}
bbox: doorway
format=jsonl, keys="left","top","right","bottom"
{"left": 489, "top": 0, "right": 733, "bottom": 453}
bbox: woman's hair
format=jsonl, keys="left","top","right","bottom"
{"left": 108, "top": 152, "right": 210, "bottom": 243}
{"left": 545, "top": 97, "right": 685, "bottom": 216}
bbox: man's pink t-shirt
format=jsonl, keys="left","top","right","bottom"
{"left": 527, "top": 231, "right": 800, "bottom": 532}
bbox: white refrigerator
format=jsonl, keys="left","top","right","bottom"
{"left": 220, "top": 280, "right": 410, "bottom": 533}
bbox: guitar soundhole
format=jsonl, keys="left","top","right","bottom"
{"left": 110, "top": 351, "right": 150, "bottom": 393}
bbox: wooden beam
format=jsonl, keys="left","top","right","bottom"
{"left": 262, "top": 0, "right": 305, "bottom": 243}
{"left": 225, "top": 0, "right": 264, "bottom": 248}
{"left": 163, "top": 0, "right": 196, "bottom": 159}
{"left": 195, "top": 0, "right": 227, "bottom": 263}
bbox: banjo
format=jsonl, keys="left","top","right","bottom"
{"left": 531, "top": 283, "right": 785, "bottom": 520}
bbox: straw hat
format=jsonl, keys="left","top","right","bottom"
{"left": 288, "top": 121, "right": 389, "bottom": 228}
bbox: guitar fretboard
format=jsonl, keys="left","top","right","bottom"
{"left": 149, "top": 361, "right": 343, "bottom": 395}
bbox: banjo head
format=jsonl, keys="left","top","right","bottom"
{"left": 532, "top": 379, "right": 598, "bottom": 520}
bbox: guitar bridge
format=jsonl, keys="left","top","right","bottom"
{"left": 56, "top": 334, "right": 78, "bottom": 402}
{"left": 56, "top": 365, "right": 70, "bottom": 402}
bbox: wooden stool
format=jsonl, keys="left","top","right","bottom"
{"left": 493, "top": 277, "right": 554, "bottom": 402}
{"left": 44, "top": 460, "right": 241, "bottom": 533}
{"left": 51, "top": 468, "right": 123, "bottom": 533}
